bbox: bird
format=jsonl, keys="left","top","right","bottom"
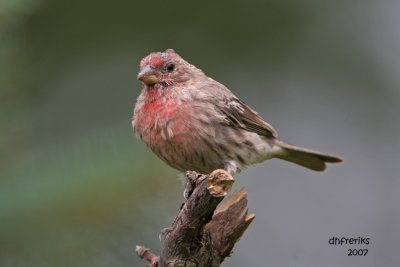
{"left": 132, "top": 49, "right": 342, "bottom": 175}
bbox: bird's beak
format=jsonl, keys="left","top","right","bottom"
{"left": 137, "top": 65, "right": 160, "bottom": 85}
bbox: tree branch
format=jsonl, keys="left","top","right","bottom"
{"left": 136, "top": 169, "right": 255, "bottom": 267}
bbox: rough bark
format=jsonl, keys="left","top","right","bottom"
{"left": 136, "top": 169, "right": 255, "bottom": 267}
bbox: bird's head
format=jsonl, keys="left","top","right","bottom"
{"left": 137, "top": 49, "right": 199, "bottom": 88}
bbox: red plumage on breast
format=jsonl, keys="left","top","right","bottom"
{"left": 133, "top": 87, "right": 199, "bottom": 170}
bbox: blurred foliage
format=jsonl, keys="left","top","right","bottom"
{"left": 0, "top": 0, "right": 43, "bottom": 109}
{"left": 0, "top": 125, "right": 179, "bottom": 266}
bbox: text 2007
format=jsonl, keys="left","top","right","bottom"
{"left": 348, "top": 249, "right": 368, "bottom": 256}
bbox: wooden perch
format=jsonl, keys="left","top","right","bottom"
{"left": 136, "top": 169, "right": 255, "bottom": 267}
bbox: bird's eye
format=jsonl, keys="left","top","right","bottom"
{"left": 165, "top": 63, "right": 175, "bottom": 73}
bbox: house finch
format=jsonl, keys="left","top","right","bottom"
{"left": 132, "top": 49, "right": 342, "bottom": 175}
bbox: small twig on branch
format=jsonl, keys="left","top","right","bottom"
{"left": 136, "top": 245, "right": 159, "bottom": 267}
{"left": 135, "top": 169, "right": 255, "bottom": 267}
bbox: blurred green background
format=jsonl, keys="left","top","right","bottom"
{"left": 1, "top": 0, "right": 399, "bottom": 266}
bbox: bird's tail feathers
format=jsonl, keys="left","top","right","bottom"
{"left": 273, "top": 140, "right": 342, "bottom": 171}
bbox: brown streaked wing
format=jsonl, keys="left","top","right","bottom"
{"left": 218, "top": 98, "right": 278, "bottom": 138}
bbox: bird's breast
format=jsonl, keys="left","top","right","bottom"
{"left": 134, "top": 93, "right": 196, "bottom": 150}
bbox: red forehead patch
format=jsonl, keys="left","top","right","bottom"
{"left": 140, "top": 49, "right": 177, "bottom": 69}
